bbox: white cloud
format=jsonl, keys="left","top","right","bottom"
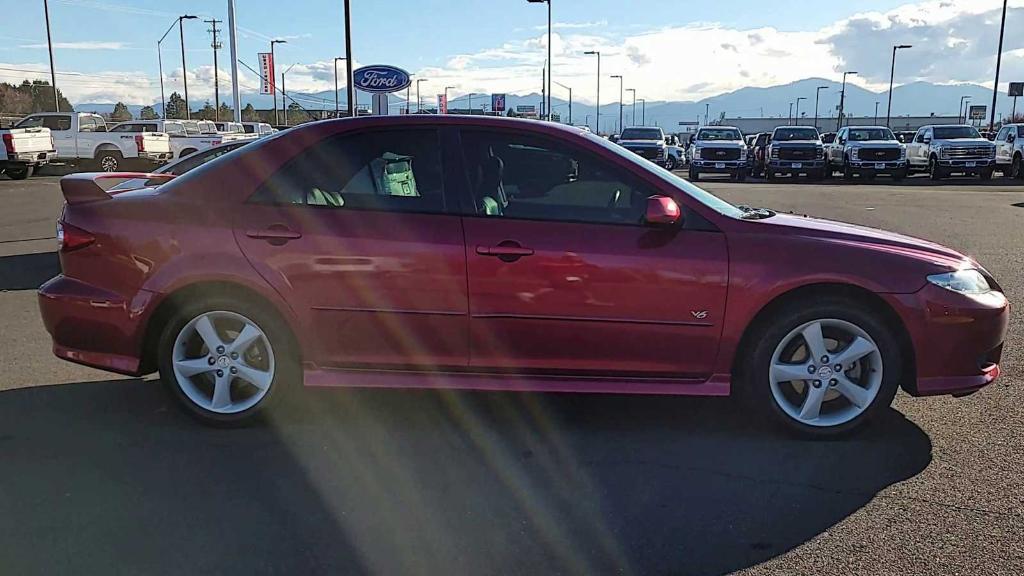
{"left": 18, "top": 41, "right": 130, "bottom": 50}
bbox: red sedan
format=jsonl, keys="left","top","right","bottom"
{"left": 38, "top": 116, "right": 1009, "bottom": 436}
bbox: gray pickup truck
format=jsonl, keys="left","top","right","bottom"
{"left": 687, "top": 126, "right": 747, "bottom": 181}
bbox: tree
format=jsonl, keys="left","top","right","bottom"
{"left": 0, "top": 80, "right": 72, "bottom": 114}
{"left": 241, "top": 103, "right": 257, "bottom": 122}
{"left": 110, "top": 101, "right": 132, "bottom": 121}
{"left": 218, "top": 102, "right": 233, "bottom": 121}
{"left": 195, "top": 100, "right": 216, "bottom": 120}
{"left": 165, "top": 92, "right": 186, "bottom": 119}
{"left": 139, "top": 105, "right": 158, "bottom": 120}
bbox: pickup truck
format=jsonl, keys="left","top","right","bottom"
{"left": 0, "top": 126, "right": 56, "bottom": 179}
{"left": 749, "top": 132, "right": 770, "bottom": 177}
{"left": 824, "top": 125, "right": 907, "bottom": 180}
{"left": 906, "top": 124, "right": 997, "bottom": 180}
{"left": 766, "top": 126, "right": 825, "bottom": 180}
{"left": 242, "top": 122, "right": 276, "bottom": 138}
{"left": 110, "top": 119, "right": 243, "bottom": 160}
{"left": 994, "top": 123, "right": 1023, "bottom": 179}
{"left": 687, "top": 126, "right": 747, "bottom": 181}
{"left": 14, "top": 112, "right": 172, "bottom": 171}
{"left": 617, "top": 126, "right": 668, "bottom": 166}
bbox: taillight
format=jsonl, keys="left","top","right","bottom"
{"left": 2, "top": 133, "right": 14, "bottom": 155}
{"left": 57, "top": 221, "right": 95, "bottom": 252}
{"left": 135, "top": 134, "right": 145, "bottom": 153}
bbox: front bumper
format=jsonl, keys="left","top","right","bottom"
{"left": 691, "top": 159, "right": 747, "bottom": 173}
{"left": 38, "top": 275, "right": 155, "bottom": 376}
{"left": 848, "top": 159, "right": 907, "bottom": 171}
{"left": 623, "top": 148, "right": 665, "bottom": 162}
{"left": 884, "top": 283, "right": 1009, "bottom": 397}
{"left": 768, "top": 159, "right": 824, "bottom": 173}
{"left": 937, "top": 158, "right": 995, "bottom": 169}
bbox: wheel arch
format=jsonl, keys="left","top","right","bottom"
{"left": 730, "top": 282, "right": 916, "bottom": 393}
{"left": 93, "top": 143, "right": 120, "bottom": 156}
{"left": 139, "top": 280, "right": 302, "bottom": 375}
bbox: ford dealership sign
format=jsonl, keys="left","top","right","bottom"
{"left": 353, "top": 65, "right": 411, "bottom": 94}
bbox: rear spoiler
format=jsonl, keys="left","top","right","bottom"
{"left": 60, "top": 172, "right": 176, "bottom": 205}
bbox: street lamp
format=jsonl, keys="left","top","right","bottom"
{"left": 42, "top": 0, "right": 59, "bottom": 111}
{"left": 874, "top": 101, "right": 880, "bottom": 124}
{"left": 158, "top": 15, "right": 198, "bottom": 119}
{"left": 794, "top": 97, "right": 807, "bottom": 126}
{"left": 626, "top": 88, "right": 636, "bottom": 128}
{"left": 610, "top": 75, "right": 624, "bottom": 133}
{"left": 583, "top": 51, "right": 600, "bottom": 133}
{"left": 959, "top": 95, "right": 971, "bottom": 123}
{"left": 270, "top": 39, "right": 287, "bottom": 124}
{"left": 416, "top": 78, "right": 428, "bottom": 113}
{"left": 814, "top": 85, "right": 829, "bottom": 131}
{"left": 887, "top": 44, "right": 912, "bottom": 127}
{"left": 990, "top": 0, "right": 1008, "bottom": 131}
{"left": 281, "top": 63, "right": 296, "bottom": 126}
{"left": 444, "top": 86, "right": 455, "bottom": 114}
{"left": 333, "top": 57, "right": 346, "bottom": 116}
{"left": 527, "top": 0, "right": 552, "bottom": 120}
{"left": 552, "top": 80, "right": 572, "bottom": 124}
{"left": 837, "top": 71, "right": 858, "bottom": 130}
{"left": 178, "top": 14, "right": 199, "bottom": 120}
{"left": 637, "top": 98, "right": 645, "bottom": 126}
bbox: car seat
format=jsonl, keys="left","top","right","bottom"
{"left": 477, "top": 147, "right": 507, "bottom": 216}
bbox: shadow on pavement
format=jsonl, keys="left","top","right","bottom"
{"left": 0, "top": 252, "right": 59, "bottom": 291}
{"left": 0, "top": 380, "right": 932, "bottom": 575}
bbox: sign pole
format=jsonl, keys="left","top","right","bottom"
{"left": 227, "top": 0, "right": 241, "bottom": 122}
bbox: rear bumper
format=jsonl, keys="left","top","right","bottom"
{"left": 2, "top": 151, "right": 56, "bottom": 166}
{"left": 138, "top": 152, "right": 173, "bottom": 163}
{"left": 884, "top": 284, "right": 1009, "bottom": 397}
{"left": 38, "top": 275, "right": 154, "bottom": 376}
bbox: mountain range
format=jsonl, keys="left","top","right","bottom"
{"left": 75, "top": 77, "right": 1019, "bottom": 131}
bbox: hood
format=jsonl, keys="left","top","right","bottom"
{"left": 621, "top": 139, "right": 665, "bottom": 146}
{"left": 771, "top": 140, "right": 821, "bottom": 146}
{"left": 755, "top": 213, "right": 971, "bottom": 270}
{"left": 934, "top": 138, "right": 993, "bottom": 146}
{"left": 848, "top": 140, "right": 902, "bottom": 147}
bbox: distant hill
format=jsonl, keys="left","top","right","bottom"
{"left": 75, "top": 78, "right": 1014, "bottom": 131}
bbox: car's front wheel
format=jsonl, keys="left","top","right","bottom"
{"left": 157, "top": 295, "right": 296, "bottom": 425}
{"left": 664, "top": 156, "right": 677, "bottom": 171}
{"left": 743, "top": 298, "right": 902, "bottom": 437}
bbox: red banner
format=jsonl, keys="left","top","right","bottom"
{"left": 258, "top": 52, "right": 275, "bottom": 95}
{"left": 438, "top": 94, "right": 447, "bottom": 114}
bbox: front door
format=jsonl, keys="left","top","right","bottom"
{"left": 458, "top": 129, "right": 728, "bottom": 377}
{"left": 233, "top": 128, "right": 469, "bottom": 370}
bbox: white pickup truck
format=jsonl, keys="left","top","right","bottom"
{"left": 109, "top": 119, "right": 251, "bottom": 160}
{"left": 905, "top": 124, "right": 996, "bottom": 180}
{"left": 0, "top": 125, "right": 56, "bottom": 179}
{"left": 994, "top": 123, "right": 1023, "bottom": 179}
{"left": 14, "top": 112, "right": 172, "bottom": 171}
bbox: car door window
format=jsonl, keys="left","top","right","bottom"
{"left": 252, "top": 129, "right": 447, "bottom": 213}
{"left": 460, "top": 130, "right": 653, "bottom": 226}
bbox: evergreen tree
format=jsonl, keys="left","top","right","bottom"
{"left": 110, "top": 101, "right": 132, "bottom": 121}
{"left": 165, "top": 92, "right": 187, "bottom": 119}
{"left": 241, "top": 103, "right": 257, "bottom": 122}
{"left": 139, "top": 105, "right": 159, "bottom": 120}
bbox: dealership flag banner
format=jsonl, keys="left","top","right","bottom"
{"left": 258, "top": 52, "right": 275, "bottom": 95}
{"left": 492, "top": 93, "right": 506, "bottom": 113}
{"left": 438, "top": 94, "right": 448, "bottom": 114}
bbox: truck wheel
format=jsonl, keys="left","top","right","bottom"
{"left": 95, "top": 151, "right": 123, "bottom": 172}
{"left": 664, "top": 156, "right": 677, "bottom": 171}
{"left": 928, "top": 157, "right": 945, "bottom": 181}
{"left": 1011, "top": 154, "right": 1023, "bottom": 180}
{"left": 734, "top": 170, "right": 746, "bottom": 182}
{"left": 843, "top": 159, "right": 854, "bottom": 180}
{"left": 5, "top": 165, "right": 32, "bottom": 180}
{"left": 688, "top": 168, "right": 699, "bottom": 181}
{"left": 979, "top": 169, "right": 993, "bottom": 181}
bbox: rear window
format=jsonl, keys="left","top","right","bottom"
{"left": 17, "top": 115, "right": 71, "bottom": 130}
{"left": 620, "top": 128, "right": 663, "bottom": 140}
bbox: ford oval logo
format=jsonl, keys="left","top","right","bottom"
{"left": 353, "top": 65, "right": 411, "bottom": 94}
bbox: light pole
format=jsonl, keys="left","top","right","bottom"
{"left": 227, "top": 0, "right": 241, "bottom": 122}
{"left": 281, "top": 63, "right": 295, "bottom": 126}
{"left": 178, "top": 14, "right": 198, "bottom": 120}
{"left": 610, "top": 75, "right": 624, "bottom": 133}
{"left": 270, "top": 39, "right": 286, "bottom": 124}
{"left": 333, "top": 57, "right": 346, "bottom": 116}
{"left": 626, "top": 88, "right": 636, "bottom": 128}
{"left": 42, "top": 0, "right": 59, "bottom": 111}
{"left": 444, "top": 86, "right": 454, "bottom": 114}
{"left": 788, "top": 102, "right": 793, "bottom": 124}
{"left": 638, "top": 98, "right": 645, "bottom": 126}
{"left": 814, "top": 85, "right": 828, "bottom": 131}
{"left": 959, "top": 96, "right": 971, "bottom": 123}
{"left": 990, "top": 0, "right": 1008, "bottom": 131}
{"left": 794, "top": 97, "right": 806, "bottom": 126}
{"left": 553, "top": 80, "right": 572, "bottom": 124}
{"left": 158, "top": 15, "right": 198, "bottom": 119}
{"left": 705, "top": 102, "right": 710, "bottom": 126}
{"left": 342, "top": 0, "right": 354, "bottom": 118}
{"left": 584, "top": 50, "right": 600, "bottom": 133}
{"left": 887, "top": 44, "right": 912, "bottom": 127}
{"left": 527, "top": 0, "right": 552, "bottom": 120}
{"left": 837, "top": 71, "right": 858, "bottom": 130}
{"left": 416, "top": 79, "right": 428, "bottom": 113}
{"left": 874, "top": 101, "right": 880, "bottom": 124}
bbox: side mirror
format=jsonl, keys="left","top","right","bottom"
{"left": 646, "top": 195, "right": 682, "bottom": 226}
{"left": 1007, "top": 134, "right": 1016, "bottom": 143}
{"left": 922, "top": 137, "right": 931, "bottom": 144}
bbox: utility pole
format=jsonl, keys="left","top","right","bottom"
{"left": 990, "top": 0, "right": 1008, "bottom": 132}
{"left": 42, "top": 0, "right": 59, "bottom": 111}
{"left": 837, "top": 71, "right": 858, "bottom": 130}
{"left": 269, "top": 39, "right": 286, "bottom": 124}
{"left": 874, "top": 101, "right": 880, "bottom": 124}
{"left": 334, "top": 57, "right": 346, "bottom": 116}
{"left": 705, "top": 102, "right": 710, "bottom": 126}
{"left": 179, "top": 16, "right": 193, "bottom": 119}
{"left": 227, "top": 0, "right": 241, "bottom": 122}
{"left": 541, "top": 66, "right": 546, "bottom": 119}
{"left": 205, "top": 18, "right": 222, "bottom": 121}
{"left": 795, "top": 97, "right": 806, "bottom": 126}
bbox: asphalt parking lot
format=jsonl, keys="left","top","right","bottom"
{"left": 0, "top": 173, "right": 1021, "bottom": 575}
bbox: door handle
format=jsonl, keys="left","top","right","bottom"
{"left": 476, "top": 242, "right": 534, "bottom": 262}
{"left": 247, "top": 226, "right": 302, "bottom": 244}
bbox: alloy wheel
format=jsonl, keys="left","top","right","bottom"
{"left": 171, "top": 310, "right": 276, "bottom": 414}
{"left": 768, "top": 318, "right": 883, "bottom": 428}
{"left": 100, "top": 155, "right": 119, "bottom": 172}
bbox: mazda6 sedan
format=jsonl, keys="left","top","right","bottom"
{"left": 38, "top": 115, "right": 1009, "bottom": 436}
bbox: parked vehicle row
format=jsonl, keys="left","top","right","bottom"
{"left": 0, "top": 124, "right": 55, "bottom": 179}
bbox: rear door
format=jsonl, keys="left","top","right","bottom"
{"left": 233, "top": 127, "right": 469, "bottom": 370}
{"left": 457, "top": 128, "right": 728, "bottom": 377}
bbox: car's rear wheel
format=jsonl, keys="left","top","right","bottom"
{"left": 157, "top": 296, "right": 296, "bottom": 425}
{"left": 1012, "top": 154, "right": 1023, "bottom": 180}
{"left": 664, "top": 156, "right": 677, "bottom": 171}
{"left": 95, "top": 150, "right": 122, "bottom": 172}
{"left": 743, "top": 298, "right": 902, "bottom": 437}
{"left": 5, "top": 165, "right": 32, "bottom": 180}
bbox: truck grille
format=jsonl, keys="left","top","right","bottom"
{"left": 701, "top": 147, "right": 740, "bottom": 161}
{"left": 627, "top": 147, "right": 661, "bottom": 160}
{"left": 945, "top": 146, "right": 995, "bottom": 160}
{"left": 778, "top": 147, "right": 820, "bottom": 161}
{"left": 858, "top": 147, "right": 900, "bottom": 161}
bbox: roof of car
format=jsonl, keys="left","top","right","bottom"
{"left": 279, "top": 114, "right": 592, "bottom": 139}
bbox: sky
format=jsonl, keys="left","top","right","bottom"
{"left": 1, "top": 0, "right": 1022, "bottom": 107}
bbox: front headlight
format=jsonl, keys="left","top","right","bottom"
{"left": 740, "top": 148, "right": 748, "bottom": 159}
{"left": 939, "top": 146, "right": 948, "bottom": 158}
{"left": 850, "top": 147, "right": 860, "bottom": 160}
{"left": 693, "top": 146, "right": 702, "bottom": 160}
{"left": 927, "top": 269, "right": 991, "bottom": 295}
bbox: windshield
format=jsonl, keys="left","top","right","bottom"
{"left": 697, "top": 128, "right": 742, "bottom": 141}
{"left": 585, "top": 132, "right": 744, "bottom": 218}
{"left": 773, "top": 128, "right": 820, "bottom": 141}
{"left": 181, "top": 121, "right": 201, "bottom": 135}
{"left": 934, "top": 126, "right": 982, "bottom": 139}
{"left": 848, "top": 128, "right": 895, "bottom": 141}
{"left": 620, "top": 128, "right": 663, "bottom": 140}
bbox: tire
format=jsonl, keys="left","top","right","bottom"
{"left": 734, "top": 170, "right": 746, "bottom": 182}
{"left": 1012, "top": 154, "right": 1023, "bottom": 180}
{"left": 94, "top": 150, "right": 123, "bottom": 172}
{"left": 822, "top": 163, "right": 832, "bottom": 179}
{"left": 765, "top": 169, "right": 775, "bottom": 181}
{"left": 842, "top": 159, "right": 854, "bottom": 180}
{"left": 979, "top": 169, "right": 993, "bottom": 181}
{"left": 929, "top": 156, "right": 945, "bottom": 181}
{"left": 664, "top": 156, "right": 677, "bottom": 171}
{"left": 688, "top": 169, "right": 699, "bottom": 181}
{"left": 5, "top": 165, "right": 32, "bottom": 180}
{"left": 157, "top": 294, "right": 298, "bottom": 426}
{"left": 741, "top": 297, "right": 902, "bottom": 438}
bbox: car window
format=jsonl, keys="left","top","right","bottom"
{"left": 17, "top": 115, "right": 72, "bottom": 130}
{"left": 79, "top": 116, "right": 101, "bottom": 132}
{"left": 620, "top": 128, "right": 663, "bottom": 140}
{"left": 848, "top": 128, "right": 895, "bottom": 141}
{"left": 697, "top": 128, "right": 742, "bottom": 141}
{"left": 773, "top": 128, "right": 819, "bottom": 141}
{"left": 934, "top": 126, "right": 981, "bottom": 139}
{"left": 252, "top": 129, "right": 446, "bottom": 213}
{"left": 110, "top": 124, "right": 139, "bottom": 133}
{"left": 460, "top": 129, "right": 655, "bottom": 226}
